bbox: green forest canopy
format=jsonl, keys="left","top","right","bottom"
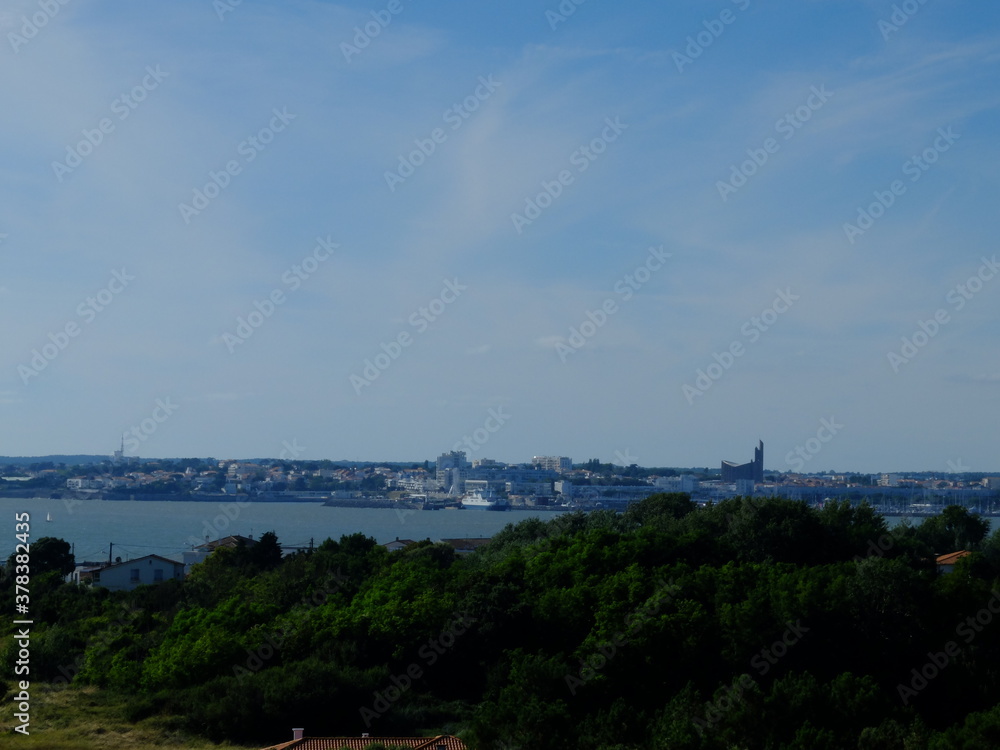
{"left": 4, "top": 496, "right": 1000, "bottom": 749}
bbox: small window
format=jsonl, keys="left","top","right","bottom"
{"left": 130, "top": 569, "right": 140, "bottom": 582}
{"left": 154, "top": 569, "right": 164, "bottom": 582}
{"left": 93, "top": 571, "right": 100, "bottom": 583}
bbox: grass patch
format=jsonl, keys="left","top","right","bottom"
{"left": 1, "top": 682, "right": 257, "bottom": 749}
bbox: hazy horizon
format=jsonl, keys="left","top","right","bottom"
{"left": 1, "top": 449, "right": 994, "bottom": 478}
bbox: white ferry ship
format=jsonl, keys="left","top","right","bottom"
{"left": 460, "top": 491, "right": 509, "bottom": 511}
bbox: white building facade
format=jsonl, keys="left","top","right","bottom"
{"left": 88, "top": 554, "right": 185, "bottom": 592}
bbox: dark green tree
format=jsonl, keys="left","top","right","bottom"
{"left": 246, "top": 530, "right": 284, "bottom": 571}
{"left": 915, "top": 505, "right": 990, "bottom": 553}
{"left": 6, "top": 536, "right": 74, "bottom": 576}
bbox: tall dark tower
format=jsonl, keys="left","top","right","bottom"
{"left": 721, "top": 440, "right": 764, "bottom": 483}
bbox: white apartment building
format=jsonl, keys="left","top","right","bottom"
{"left": 654, "top": 475, "right": 700, "bottom": 493}
{"left": 879, "top": 473, "right": 901, "bottom": 487}
{"left": 532, "top": 456, "right": 572, "bottom": 473}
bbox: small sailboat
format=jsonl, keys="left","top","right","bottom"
{"left": 46, "top": 512, "right": 52, "bottom": 522}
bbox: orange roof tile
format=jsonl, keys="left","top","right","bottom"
{"left": 936, "top": 550, "right": 972, "bottom": 565}
{"left": 260, "top": 735, "right": 467, "bottom": 750}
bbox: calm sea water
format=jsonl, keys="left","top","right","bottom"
{"left": 0, "top": 498, "right": 569, "bottom": 563}
{"left": 2, "top": 498, "right": 994, "bottom": 564}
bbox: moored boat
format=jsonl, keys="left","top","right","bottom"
{"left": 460, "top": 491, "right": 509, "bottom": 511}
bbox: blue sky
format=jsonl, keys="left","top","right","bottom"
{"left": 1, "top": 0, "right": 998, "bottom": 473}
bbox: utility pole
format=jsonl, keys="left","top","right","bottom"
{"left": 108, "top": 542, "right": 113, "bottom": 564}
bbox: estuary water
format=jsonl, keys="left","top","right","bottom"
{"left": 2, "top": 497, "right": 993, "bottom": 564}
{"left": 0, "top": 498, "right": 568, "bottom": 563}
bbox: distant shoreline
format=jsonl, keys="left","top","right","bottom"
{"left": 0, "top": 490, "right": 568, "bottom": 511}
{"left": 1, "top": 489, "right": 993, "bottom": 517}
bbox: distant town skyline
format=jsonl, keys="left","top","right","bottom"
{"left": 8, "top": 450, "right": 997, "bottom": 522}
{"left": 2, "top": 2, "right": 998, "bottom": 475}
{"left": 1, "top": 445, "right": 994, "bottom": 479}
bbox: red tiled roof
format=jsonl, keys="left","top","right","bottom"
{"left": 261, "top": 736, "right": 467, "bottom": 750}
{"left": 936, "top": 550, "right": 972, "bottom": 565}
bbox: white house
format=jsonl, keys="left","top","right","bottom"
{"left": 383, "top": 537, "right": 417, "bottom": 552}
{"left": 87, "top": 554, "right": 185, "bottom": 591}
